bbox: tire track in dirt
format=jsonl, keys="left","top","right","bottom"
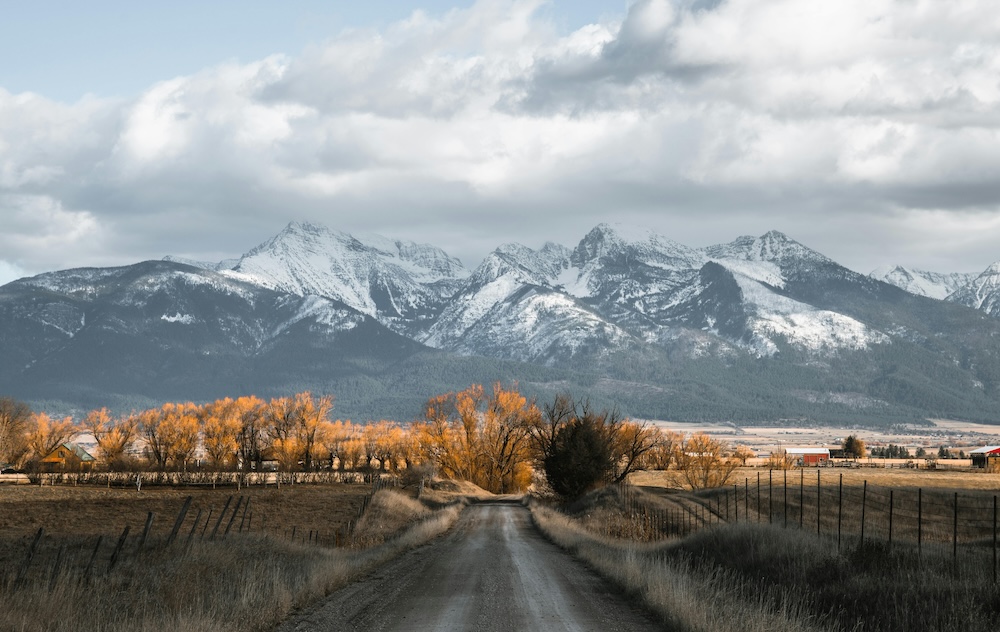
{"left": 274, "top": 500, "right": 662, "bottom": 632}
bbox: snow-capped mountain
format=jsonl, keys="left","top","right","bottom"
{"left": 6, "top": 220, "right": 1000, "bottom": 424}
{"left": 947, "top": 263, "right": 1000, "bottom": 317}
{"left": 219, "top": 222, "right": 469, "bottom": 336}
{"left": 870, "top": 265, "right": 975, "bottom": 300}
{"left": 428, "top": 224, "right": 886, "bottom": 362}
{"left": 0, "top": 259, "right": 428, "bottom": 414}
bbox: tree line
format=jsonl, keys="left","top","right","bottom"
{"left": 0, "top": 386, "right": 750, "bottom": 498}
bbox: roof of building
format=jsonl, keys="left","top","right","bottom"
{"left": 784, "top": 448, "right": 831, "bottom": 456}
{"left": 969, "top": 446, "right": 1000, "bottom": 455}
{"left": 45, "top": 442, "right": 96, "bottom": 462}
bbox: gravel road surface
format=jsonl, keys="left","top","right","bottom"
{"left": 274, "top": 500, "right": 663, "bottom": 631}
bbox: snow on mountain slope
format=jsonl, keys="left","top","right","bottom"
{"left": 948, "top": 263, "right": 1000, "bottom": 316}
{"left": 223, "top": 221, "right": 468, "bottom": 334}
{"left": 703, "top": 230, "right": 832, "bottom": 268}
{"left": 162, "top": 255, "right": 240, "bottom": 272}
{"left": 871, "top": 265, "right": 976, "bottom": 300}
{"left": 732, "top": 273, "right": 888, "bottom": 356}
{"left": 421, "top": 242, "right": 634, "bottom": 361}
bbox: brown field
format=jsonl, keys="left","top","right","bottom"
{"left": 0, "top": 481, "right": 374, "bottom": 572}
{"left": 0, "top": 483, "right": 466, "bottom": 632}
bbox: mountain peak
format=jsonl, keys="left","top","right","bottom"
{"left": 872, "top": 265, "right": 976, "bottom": 300}
{"left": 573, "top": 223, "right": 702, "bottom": 268}
{"left": 704, "top": 231, "right": 831, "bottom": 266}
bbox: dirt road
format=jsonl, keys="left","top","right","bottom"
{"left": 274, "top": 500, "right": 662, "bottom": 631}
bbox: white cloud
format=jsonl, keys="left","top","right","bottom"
{"left": 0, "top": 260, "right": 26, "bottom": 286}
{"left": 1, "top": 0, "right": 1000, "bottom": 277}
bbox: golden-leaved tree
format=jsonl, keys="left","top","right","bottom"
{"left": 84, "top": 408, "right": 138, "bottom": 469}
{"left": 416, "top": 383, "right": 539, "bottom": 493}
{"left": 200, "top": 397, "right": 241, "bottom": 468}
{"left": 26, "top": 412, "right": 79, "bottom": 460}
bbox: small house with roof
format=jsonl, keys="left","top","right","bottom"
{"left": 40, "top": 443, "right": 96, "bottom": 472}
{"left": 970, "top": 446, "right": 1000, "bottom": 469}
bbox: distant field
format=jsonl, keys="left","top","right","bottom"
{"left": 631, "top": 466, "right": 1000, "bottom": 492}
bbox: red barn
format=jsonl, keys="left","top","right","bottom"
{"left": 784, "top": 448, "right": 830, "bottom": 466}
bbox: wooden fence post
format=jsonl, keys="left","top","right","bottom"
{"left": 188, "top": 509, "right": 203, "bottom": 545}
{"left": 224, "top": 496, "right": 245, "bottom": 536}
{"left": 201, "top": 509, "right": 214, "bottom": 538}
{"left": 837, "top": 474, "right": 843, "bottom": 552}
{"left": 756, "top": 474, "right": 760, "bottom": 522}
{"left": 784, "top": 469, "right": 788, "bottom": 528}
{"left": 734, "top": 484, "right": 739, "bottom": 522}
{"left": 953, "top": 492, "right": 959, "bottom": 573}
{"left": 48, "top": 544, "right": 66, "bottom": 593}
{"left": 167, "top": 496, "right": 193, "bottom": 546}
{"left": 15, "top": 527, "right": 44, "bottom": 588}
{"left": 83, "top": 535, "right": 103, "bottom": 584}
{"left": 888, "top": 489, "right": 894, "bottom": 548}
{"left": 137, "top": 511, "right": 155, "bottom": 552}
{"left": 769, "top": 469, "right": 773, "bottom": 524}
{"left": 799, "top": 468, "right": 804, "bottom": 529}
{"left": 860, "top": 480, "right": 867, "bottom": 547}
{"left": 210, "top": 496, "right": 233, "bottom": 540}
{"left": 816, "top": 469, "right": 821, "bottom": 536}
{"left": 109, "top": 526, "right": 130, "bottom": 571}
{"left": 239, "top": 498, "right": 251, "bottom": 533}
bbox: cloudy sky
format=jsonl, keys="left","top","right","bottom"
{"left": 2, "top": 0, "right": 1000, "bottom": 286}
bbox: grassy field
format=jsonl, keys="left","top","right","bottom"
{"left": 0, "top": 483, "right": 467, "bottom": 632}
{"left": 532, "top": 479, "right": 1000, "bottom": 632}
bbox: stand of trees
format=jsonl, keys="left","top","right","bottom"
{"left": 3, "top": 386, "right": 751, "bottom": 498}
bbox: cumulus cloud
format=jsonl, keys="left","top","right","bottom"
{"left": 1, "top": 0, "right": 1000, "bottom": 277}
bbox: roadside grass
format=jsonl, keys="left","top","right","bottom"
{"left": 531, "top": 486, "right": 1000, "bottom": 632}
{"left": 531, "top": 501, "right": 833, "bottom": 632}
{"left": 0, "top": 489, "right": 465, "bottom": 632}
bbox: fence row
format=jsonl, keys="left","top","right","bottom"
{"left": 616, "top": 471, "right": 1000, "bottom": 579}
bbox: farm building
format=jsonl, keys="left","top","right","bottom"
{"left": 969, "top": 446, "right": 1000, "bottom": 469}
{"left": 784, "top": 448, "right": 830, "bottom": 466}
{"left": 40, "top": 443, "right": 96, "bottom": 472}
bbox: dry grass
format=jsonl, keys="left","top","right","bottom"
{"left": 530, "top": 501, "right": 833, "bottom": 632}
{"left": 0, "top": 485, "right": 465, "bottom": 632}
{"left": 532, "top": 482, "right": 1000, "bottom": 632}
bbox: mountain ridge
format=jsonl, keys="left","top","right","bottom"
{"left": 4, "top": 221, "right": 1000, "bottom": 425}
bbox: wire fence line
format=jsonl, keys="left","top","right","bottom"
{"left": 616, "top": 470, "right": 1000, "bottom": 580}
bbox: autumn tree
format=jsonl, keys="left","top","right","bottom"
{"left": 235, "top": 396, "right": 266, "bottom": 475}
{"left": 265, "top": 396, "right": 302, "bottom": 472}
{"left": 200, "top": 397, "right": 241, "bottom": 468}
{"left": 417, "top": 383, "right": 539, "bottom": 493}
{"left": 843, "top": 435, "right": 866, "bottom": 459}
{"left": 642, "top": 429, "right": 684, "bottom": 470}
{"left": 675, "top": 433, "right": 740, "bottom": 489}
{"left": 142, "top": 403, "right": 200, "bottom": 470}
{"left": 26, "top": 412, "right": 79, "bottom": 461}
{"left": 294, "top": 392, "right": 334, "bottom": 471}
{"left": 84, "top": 408, "right": 138, "bottom": 469}
{"left": 0, "top": 397, "right": 32, "bottom": 468}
